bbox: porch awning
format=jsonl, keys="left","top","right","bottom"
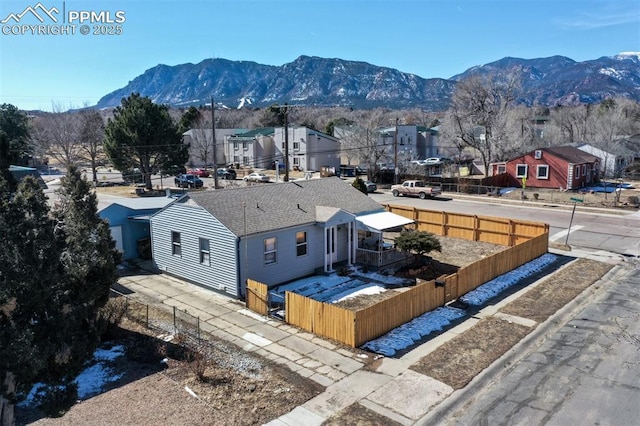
{"left": 356, "top": 211, "right": 414, "bottom": 232}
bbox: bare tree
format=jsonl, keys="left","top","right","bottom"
{"left": 78, "top": 109, "right": 106, "bottom": 184}
{"left": 441, "top": 73, "right": 521, "bottom": 174}
{"left": 30, "top": 104, "right": 83, "bottom": 167}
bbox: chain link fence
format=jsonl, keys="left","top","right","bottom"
{"left": 110, "top": 289, "right": 201, "bottom": 343}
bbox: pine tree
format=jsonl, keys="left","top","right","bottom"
{"left": 0, "top": 176, "right": 61, "bottom": 425}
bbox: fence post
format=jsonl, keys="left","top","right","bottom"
{"left": 173, "top": 306, "right": 177, "bottom": 334}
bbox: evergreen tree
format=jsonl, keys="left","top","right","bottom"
{"left": 0, "top": 167, "right": 120, "bottom": 424}
{"left": 351, "top": 176, "right": 368, "bottom": 194}
{"left": 0, "top": 176, "right": 60, "bottom": 425}
{"left": 104, "top": 93, "right": 188, "bottom": 189}
{"left": 0, "top": 104, "right": 32, "bottom": 189}
{"left": 394, "top": 230, "right": 442, "bottom": 257}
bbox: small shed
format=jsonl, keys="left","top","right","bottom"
{"left": 99, "top": 196, "right": 175, "bottom": 260}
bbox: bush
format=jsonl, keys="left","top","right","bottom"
{"left": 186, "top": 346, "right": 209, "bottom": 382}
{"left": 98, "top": 297, "right": 128, "bottom": 336}
{"left": 394, "top": 230, "right": 442, "bottom": 256}
{"left": 34, "top": 382, "right": 78, "bottom": 418}
{"left": 351, "top": 176, "right": 368, "bottom": 194}
{"left": 628, "top": 196, "right": 639, "bottom": 207}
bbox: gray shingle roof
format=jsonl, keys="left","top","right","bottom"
{"left": 187, "top": 177, "right": 383, "bottom": 237}
{"left": 543, "top": 146, "right": 599, "bottom": 164}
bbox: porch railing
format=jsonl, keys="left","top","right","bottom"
{"left": 356, "top": 247, "right": 412, "bottom": 269}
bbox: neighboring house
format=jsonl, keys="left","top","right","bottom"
{"left": 226, "top": 127, "right": 275, "bottom": 169}
{"left": 99, "top": 196, "right": 175, "bottom": 260}
{"left": 9, "top": 165, "right": 47, "bottom": 188}
{"left": 498, "top": 146, "right": 600, "bottom": 190}
{"left": 182, "top": 128, "right": 247, "bottom": 167}
{"left": 150, "top": 177, "right": 411, "bottom": 299}
{"left": 573, "top": 142, "right": 635, "bottom": 179}
{"left": 273, "top": 127, "right": 340, "bottom": 172}
{"left": 335, "top": 125, "right": 442, "bottom": 167}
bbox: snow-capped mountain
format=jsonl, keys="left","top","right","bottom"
{"left": 96, "top": 53, "right": 640, "bottom": 110}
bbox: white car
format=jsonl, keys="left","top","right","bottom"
{"left": 244, "top": 172, "right": 270, "bottom": 182}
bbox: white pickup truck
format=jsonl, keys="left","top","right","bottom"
{"left": 391, "top": 180, "right": 442, "bottom": 199}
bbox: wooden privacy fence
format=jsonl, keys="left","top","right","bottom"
{"left": 247, "top": 208, "right": 549, "bottom": 348}
{"left": 246, "top": 279, "right": 269, "bottom": 315}
{"left": 384, "top": 204, "right": 548, "bottom": 245}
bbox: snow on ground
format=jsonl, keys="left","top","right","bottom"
{"left": 270, "top": 267, "right": 412, "bottom": 305}
{"left": 19, "top": 345, "right": 126, "bottom": 408}
{"left": 361, "top": 253, "right": 559, "bottom": 356}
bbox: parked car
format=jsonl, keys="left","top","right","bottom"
{"left": 391, "top": 180, "right": 441, "bottom": 199}
{"left": 425, "top": 157, "right": 452, "bottom": 165}
{"left": 188, "top": 168, "right": 210, "bottom": 178}
{"left": 243, "top": 172, "right": 270, "bottom": 183}
{"left": 174, "top": 174, "right": 204, "bottom": 188}
{"left": 217, "top": 168, "right": 237, "bottom": 180}
{"left": 364, "top": 181, "right": 377, "bottom": 193}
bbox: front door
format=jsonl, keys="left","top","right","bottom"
{"left": 326, "top": 226, "right": 337, "bottom": 263}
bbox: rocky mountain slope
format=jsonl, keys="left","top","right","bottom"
{"left": 96, "top": 53, "right": 640, "bottom": 111}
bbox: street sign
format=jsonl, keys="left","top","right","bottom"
{"left": 570, "top": 197, "right": 584, "bottom": 203}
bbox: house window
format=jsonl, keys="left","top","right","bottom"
{"left": 534, "top": 150, "right": 542, "bottom": 159}
{"left": 171, "top": 231, "right": 181, "bottom": 256}
{"left": 497, "top": 164, "right": 506, "bottom": 174}
{"left": 575, "top": 165, "right": 580, "bottom": 176}
{"left": 233, "top": 155, "right": 239, "bottom": 164}
{"left": 582, "top": 165, "right": 586, "bottom": 176}
{"left": 264, "top": 237, "right": 277, "bottom": 265}
{"left": 400, "top": 137, "right": 404, "bottom": 145}
{"left": 537, "top": 165, "right": 549, "bottom": 179}
{"left": 293, "top": 141, "right": 300, "bottom": 151}
{"left": 199, "top": 238, "right": 210, "bottom": 265}
{"left": 242, "top": 156, "right": 249, "bottom": 165}
{"left": 516, "top": 164, "right": 528, "bottom": 178}
{"left": 243, "top": 141, "right": 248, "bottom": 151}
{"left": 233, "top": 141, "right": 239, "bottom": 151}
{"left": 296, "top": 231, "right": 307, "bottom": 257}
{"left": 293, "top": 157, "right": 300, "bottom": 166}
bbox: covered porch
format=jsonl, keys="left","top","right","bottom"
{"left": 355, "top": 211, "right": 415, "bottom": 270}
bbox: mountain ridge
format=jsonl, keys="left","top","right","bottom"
{"left": 96, "top": 53, "right": 640, "bottom": 111}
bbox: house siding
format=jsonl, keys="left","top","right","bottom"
{"left": 506, "top": 150, "right": 597, "bottom": 190}
{"left": 151, "top": 202, "right": 240, "bottom": 297}
{"left": 237, "top": 223, "right": 352, "bottom": 295}
{"left": 100, "top": 204, "right": 158, "bottom": 260}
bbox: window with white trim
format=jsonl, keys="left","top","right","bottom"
{"left": 242, "top": 156, "right": 249, "bottom": 165}
{"left": 537, "top": 165, "right": 549, "bottom": 179}
{"left": 199, "top": 238, "right": 210, "bottom": 265}
{"left": 296, "top": 231, "right": 307, "bottom": 257}
{"left": 516, "top": 164, "right": 528, "bottom": 178}
{"left": 497, "top": 164, "right": 506, "bottom": 174}
{"left": 293, "top": 157, "right": 300, "bottom": 166}
{"left": 233, "top": 141, "right": 238, "bottom": 151}
{"left": 293, "top": 141, "right": 300, "bottom": 151}
{"left": 171, "top": 231, "right": 181, "bottom": 256}
{"left": 264, "top": 237, "right": 277, "bottom": 265}
{"left": 233, "top": 155, "right": 239, "bottom": 164}
{"left": 243, "top": 141, "right": 248, "bottom": 151}
{"left": 575, "top": 165, "right": 580, "bottom": 176}
{"left": 582, "top": 165, "right": 586, "bottom": 176}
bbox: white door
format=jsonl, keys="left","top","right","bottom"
{"left": 110, "top": 226, "right": 124, "bottom": 253}
{"left": 326, "top": 226, "right": 337, "bottom": 263}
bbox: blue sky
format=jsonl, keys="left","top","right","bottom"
{"left": 1, "top": 0, "right": 638, "bottom": 111}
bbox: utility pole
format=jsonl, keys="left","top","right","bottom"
{"left": 284, "top": 103, "right": 290, "bottom": 182}
{"left": 211, "top": 96, "right": 220, "bottom": 189}
{"left": 394, "top": 117, "right": 399, "bottom": 184}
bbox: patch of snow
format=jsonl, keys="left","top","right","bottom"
{"left": 360, "top": 253, "right": 559, "bottom": 356}
{"left": 599, "top": 67, "right": 623, "bottom": 79}
{"left": 19, "top": 345, "right": 126, "bottom": 407}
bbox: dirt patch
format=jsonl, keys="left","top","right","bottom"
{"left": 408, "top": 257, "right": 613, "bottom": 391}
{"left": 16, "top": 319, "right": 324, "bottom": 426}
{"left": 410, "top": 317, "right": 532, "bottom": 389}
{"left": 500, "top": 258, "right": 613, "bottom": 323}
{"left": 333, "top": 236, "right": 506, "bottom": 311}
{"left": 323, "top": 402, "right": 403, "bottom": 426}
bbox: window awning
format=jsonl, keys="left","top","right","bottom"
{"left": 356, "top": 211, "right": 414, "bottom": 232}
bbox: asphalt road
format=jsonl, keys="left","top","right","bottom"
{"left": 370, "top": 192, "right": 640, "bottom": 258}
{"left": 424, "top": 265, "right": 640, "bottom": 426}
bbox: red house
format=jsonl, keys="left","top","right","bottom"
{"left": 497, "top": 146, "right": 600, "bottom": 190}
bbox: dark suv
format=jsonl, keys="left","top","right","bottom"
{"left": 174, "top": 174, "right": 204, "bottom": 188}
{"left": 217, "top": 168, "right": 237, "bottom": 180}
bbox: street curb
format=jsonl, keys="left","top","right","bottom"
{"left": 416, "top": 263, "right": 628, "bottom": 425}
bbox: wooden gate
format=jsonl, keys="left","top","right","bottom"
{"left": 246, "top": 279, "right": 269, "bottom": 315}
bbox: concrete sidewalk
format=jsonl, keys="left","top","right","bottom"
{"left": 117, "top": 246, "right": 630, "bottom": 425}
